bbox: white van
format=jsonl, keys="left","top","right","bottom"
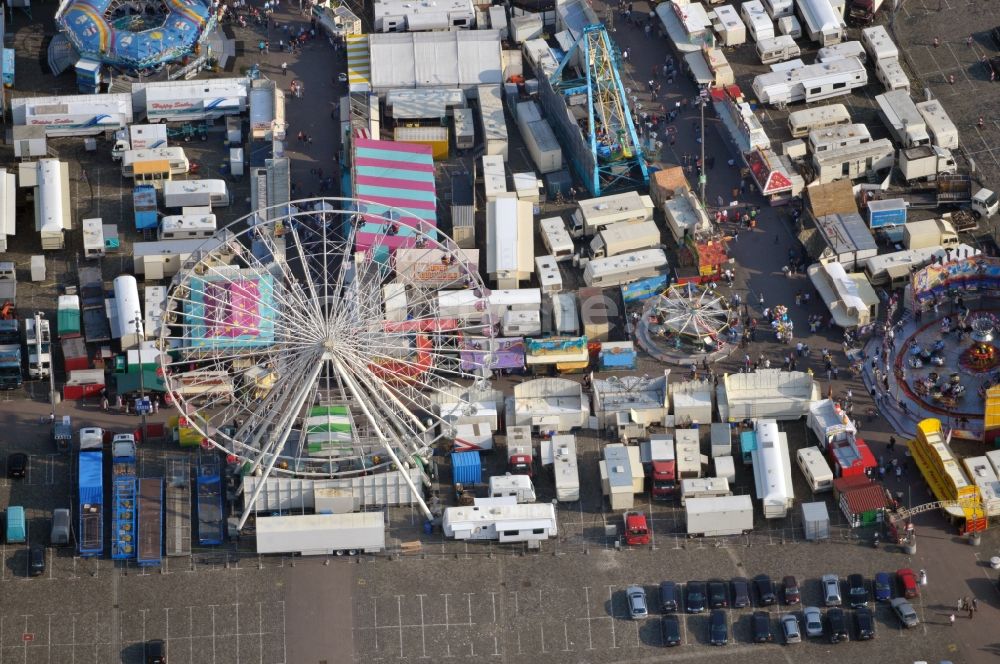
{"left": 796, "top": 446, "right": 834, "bottom": 493}
{"left": 757, "top": 35, "right": 801, "bottom": 64}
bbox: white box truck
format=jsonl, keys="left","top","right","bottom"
{"left": 898, "top": 145, "right": 958, "bottom": 183}
{"left": 685, "top": 495, "right": 754, "bottom": 537}
{"left": 903, "top": 218, "right": 959, "bottom": 251}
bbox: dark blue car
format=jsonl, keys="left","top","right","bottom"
{"left": 874, "top": 572, "right": 892, "bottom": 602}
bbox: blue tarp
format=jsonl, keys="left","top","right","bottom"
{"left": 451, "top": 451, "right": 482, "bottom": 485}
{"left": 79, "top": 451, "right": 103, "bottom": 504}
{"left": 622, "top": 274, "right": 669, "bottom": 303}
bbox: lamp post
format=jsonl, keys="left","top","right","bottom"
{"left": 697, "top": 85, "right": 709, "bottom": 205}
{"left": 135, "top": 311, "right": 147, "bottom": 444}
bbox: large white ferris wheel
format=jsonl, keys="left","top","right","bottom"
{"left": 157, "top": 198, "right": 494, "bottom": 524}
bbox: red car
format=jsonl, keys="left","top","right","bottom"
{"left": 897, "top": 568, "right": 920, "bottom": 599}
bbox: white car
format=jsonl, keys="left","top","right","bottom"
{"left": 803, "top": 606, "right": 824, "bottom": 637}
{"left": 822, "top": 574, "right": 842, "bottom": 607}
{"left": 781, "top": 613, "right": 802, "bottom": 644}
{"left": 627, "top": 586, "right": 648, "bottom": 619}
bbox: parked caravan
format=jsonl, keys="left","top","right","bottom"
{"left": 121, "top": 147, "right": 189, "bottom": 186}
{"left": 711, "top": 5, "right": 747, "bottom": 46}
{"left": 874, "top": 57, "right": 909, "bottom": 92}
{"left": 158, "top": 213, "right": 218, "bottom": 240}
{"left": 481, "top": 154, "right": 508, "bottom": 202}
{"left": 540, "top": 217, "right": 575, "bottom": 262}
{"left": 488, "top": 474, "right": 537, "bottom": 503}
{"left": 680, "top": 477, "right": 733, "bottom": 506}
{"left": 11, "top": 93, "right": 133, "bottom": 137}
{"left": 817, "top": 39, "right": 866, "bottom": 63}
{"left": 476, "top": 84, "right": 509, "bottom": 160}
{"left": 778, "top": 15, "right": 802, "bottom": 38}
{"left": 442, "top": 497, "right": 557, "bottom": 543}
{"left": 875, "top": 90, "right": 930, "bottom": 147}
{"left": 795, "top": 0, "right": 844, "bottom": 45}
{"left": 589, "top": 220, "right": 661, "bottom": 258}
{"left": 453, "top": 107, "right": 475, "bottom": 150}
{"left": 543, "top": 435, "right": 580, "bottom": 502}
{"left": 582, "top": 249, "right": 669, "bottom": 288}
{"left": 915, "top": 100, "right": 959, "bottom": 150}
{"left": 763, "top": 0, "right": 795, "bottom": 19}
{"left": 33, "top": 159, "right": 72, "bottom": 251}
{"left": 534, "top": 256, "right": 563, "bottom": 294}
{"left": 757, "top": 35, "right": 801, "bottom": 64}
{"left": 812, "top": 138, "right": 894, "bottom": 184}
{"left": 808, "top": 123, "right": 871, "bottom": 153}
{"left": 570, "top": 191, "right": 655, "bottom": 238}
{"left": 788, "top": 104, "right": 851, "bottom": 137}
{"left": 741, "top": 0, "right": 775, "bottom": 41}
{"left": 752, "top": 420, "right": 795, "bottom": 518}
{"left": 753, "top": 58, "right": 867, "bottom": 106}
{"left": 796, "top": 446, "right": 834, "bottom": 492}
{"left": 134, "top": 78, "right": 249, "bottom": 123}
{"left": 861, "top": 24, "right": 897, "bottom": 62}
{"left": 82, "top": 218, "right": 105, "bottom": 258}
{"left": 162, "top": 179, "right": 230, "bottom": 208}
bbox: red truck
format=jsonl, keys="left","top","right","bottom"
{"left": 623, "top": 511, "right": 650, "bottom": 546}
{"left": 643, "top": 435, "right": 677, "bottom": 500}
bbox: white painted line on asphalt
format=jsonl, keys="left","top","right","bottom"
{"left": 583, "top": 586, "right": 594, "bottom": 650}
{"left": 539, "top": 623, "right": 546, "bottom": 653}
{"left": 395, "top": 595, "right": 404, "bottom": 657}
{"left": 443, "top": 593, "right": 450, "bottom": 631}
{"left": 417, "top": 594, "right": 428, "bottom": 659}
{"left": 607, "top": 585, "right": 617, "bottom": 648}
{"left": 372, "top": 596, "right": 379, "bottom": 651}
{"left": 465, "top": 593, "right": 474, "bottom": 625}
{"left": 235, "top": 600, "right": 241, "bottom": 664}
{"left": 489, "top": 592, "right": 497, "bottom": 624}
{"left": 210, "top": 604, "right": 217, "bottom": 664}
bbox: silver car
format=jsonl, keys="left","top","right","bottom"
{"left": 627, "top": 585, "right": 649, "bottom": 619}
{"left": 890, "top": 598, "right": 919, "bottom": 628}
{"left": 781, "top": 613, "right": 802, "bottom": 644}
{"left": 822, "top": 574, "right": 842, "bottom": 607}
{"left": 803, "top": 606, "right": 824, "bottom": 638}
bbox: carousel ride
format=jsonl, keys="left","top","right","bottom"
{"left": 638, "top": 283, "right": 732, "bottom": 360}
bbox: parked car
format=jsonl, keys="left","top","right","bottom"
{"left": 709, "top": 609, "right": 728, "bottom": 645}
{"left": 146, "top": 639, "right": 167, "bottom": 664}
{"left": 847, "top": 574, "right": 868, "bottom": 608}
{"left": 659, "top": 581, "right": 679, "bottom": 613}
{"left": 708, "top": 579, "right": 728, "bottom": 608}
{"left": 781, "top": 613, "right": 802, "bottom": 644}
{"left": 661, "top": 614, "right": 681, "bottom": 646}
{"left": 731, "top": 577, "right": 751, "bottom": 609}
{"left": 782, "top": 575, "right": 801, "bottom": 605}
{"left": 855, "top": 606, "right": 876, "bottom": 640}
{"left": 627, "top": 585, "right": 648, "bottom": 619}
{"left": 822, "top": 574, "right": 842, "bottom": 607}
{"left": 28, "top": 545, "right": 45, "bottom": 577}
{"left": 752, "top": 611, "right": 774, "bottom": 643}
{"left": 897, "top": 568, "right": 920, "bottom": 599}
{"left": 873, "top": 572, "right": 893, "bottom": 602}
{"left": 7, "top": 452, "right": 27, "bottom": 479}
{"left": 827, "top": 608, "right": 849, "bottom": 643}
{"left": 754, "top": 574, "right": 777, "bottom": 606}
{"left": 890, "top": 598, "right": 919, "bottom": 628}
{"left": 686, "top": 581, "right": 707, "bottom": 614}
{"left": 803, "top": 606, "right": 824, "bottom": 638}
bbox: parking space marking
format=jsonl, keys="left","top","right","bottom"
{"left": 606, "top": 586, "right": 617, "bottom": 648}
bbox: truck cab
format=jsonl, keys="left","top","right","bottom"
{"left": 623, "top": 511, "right": 650, "bottom": 545}
{"left": 972, "top": 188, "right": 999, "bottom": 220}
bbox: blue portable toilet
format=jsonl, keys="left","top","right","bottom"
{"left": 451, "top": 451, "right": 482, "bottom": 485}
{"left": 6, "top": 506, "right": 26, "bottom": 544}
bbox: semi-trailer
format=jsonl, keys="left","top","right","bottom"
{"left": 137, "top": 478, "right": 163, "bottom": 566}
{"left": 78, "top": 427, "right": 105, "bottom": 557}
{"left": 111, "top": 434, "right": 138, "bottom": 560}
{"left": 165, "top": 457, "right": 192, "bottom": 557}
{"left": 25, "top": 313, "right": 52, "bottom": 379}
{"left": 255, "top": 512, "right": 386, "bottom": 555}
{"left": 197, "top": 451, "right": 225, "bottom": 546}
{"left": 685, "top": 495, "right": 755, "bottom": 536}
{"left": 78, "top": 265, "right": 111, "bottom": 344}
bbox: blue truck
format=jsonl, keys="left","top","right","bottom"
{"left": 137, "top": 478, "right": 163, "bottom": 566}
{"left": 78, "top": 427, "right": 105, "bottom": 557}
{"left": 111, "top": 434, "right": 138, "bottom": 560}
{"left": 0, "top": 320, "right": 23, "bottom": 390}
{"left": 196, "top": 451, "right": 225, "bottom": 546}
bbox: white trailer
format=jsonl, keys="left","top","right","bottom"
{"left": 675, "top": 430, "right": 703, "bottom": 479}
{"left": 898, "top": 145, "right": 958, "bottom": 183}
{"left": 680, "top": 477, "right": 732, "bottom": 506}
{"left": 133, "top": 235, "right": 235, "bottom": 279}
{"left": 875, "top": 90, "right": 930, "bottom": 148}
{"left": 486, "top": 197, "right": 534, "bottom": 289}
{"left": 11, "top": 93, "right": 133, "bottom": 137}
{"left": 757, "top": 35, "right": 800, "bottom": 65}
{"left": 249, "top": 79, "right": 287, "bottom": 142}
{"left": 373, "top": 0, "right": 475, "bottom": 32}
{"left": 740, "top": 0, "right": 775, "bottom": 41}
{"left": 962, "top": 457, "right": 1000, "bottom": 517}
{"left": 809, "top": 123, "right": 871, "bottom": 154}
{"left": 134, "top": 78, "right": 249, "bottom": 123}
{"left": 795, "top": 0, "right": 844, "bottom": 45}
{"left": 788, "top": 104, "right": 851, "bottom": 137}
{"left": 753, "top": 57, "right": 866, "bottom": 106}
{"left": 582, "top": 249, "right": 668, "bottom": 288}
{"left": 121, "top": 147, "right": 190, "bottom": 178}
{"left": 777, "top": 15, "right": 802, "bottom": 37}
{"left": 144, "top": 286, "right": 168, "bottom": 340}
{"left": 663, "top": 191, "right": 712, "bottom": 242}
{"left": 752, "top": 420, "right": 794, "bottom": 518}
{"left": 915, "top": 100, "right": 959, "bottom": 150}
{"left": 476, "top": 84, "right": 509, "bottom": 160}
{"left": 864, "top": 244, "right": 977, "bottom": 288}
{"left": 812, "top": 138, "right": 894, "bottom": 184}
{"left": 806, "top": 399, "right": 854, "bottom": 450}
{"left": 763, "top": 0, "right": 795, "bottom": 18}
{"left": 33, "top": 159, "right": 71, "bottom": 251}
{"left": 158, "top": 213, "right": 218, "bottom": 240}
{"left": 162, "top": 179, "right": 230, "bottom": 208}
{"left": 519, "top": 116, "right": 563, "bottom": 174}
{"left": 861, "top": 24, "right": 897, "bottom": 62}
{"left": 488, "top": 474, "right": 537, "bottom": 503}
{"left": 540, "top": 217, "right": 575, "bottom": 262}
{"left": 24, "top": 315, "right": 51, "bottom": 379}
{"left": 442, "top": 497, "right": 557, "bottom": 543}
{"left": 796, "top": 446, "right": 834, "bottom": 492}
{"left": 113, "top": 275, "right": 144, "bottom": 350}
{"left": 874, "top": 57, "right": 909, "bottom": 92}
{"left": 570, "top": 191, "right": 655, "bottom": 238}
{"left": 542, "top": 434, "right": 580, "bottom": 502}
{"left": 534, "top": 256, "right": 562, "bottom": 294}
{"left": 255, "top": 512, "right": 386, "bottom": 555}
{"left": 711, "top": 5, "right": 746, "bottom": 46}
{"left": 685, "top": 495, "right": 754, "bottom": 537}
{"left": 817, "top": 40, "right": 866, "bottom": 63}
{"left": 481, "top": 154, "right": 509, "bottom": 202}
{"left": 82, "top": 218, "right": 106, "bottom": 259}
{"left": 453, "top": 107, "right": 475, "bottom": 150}
{"left": 128, "top": 124, "right": 169, "bottom": 150}
{"left": 589, "top": 220, "right": 661, "bottom": 258}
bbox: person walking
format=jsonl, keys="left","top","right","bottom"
{"left": 973, "top": 597, "right": 979, "bottom": 611}
{"left": 281, "top": 61, "right": 288, "bottom": 75}
{"left": 949, "top": 613, "right": 955, "bottom": 626}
